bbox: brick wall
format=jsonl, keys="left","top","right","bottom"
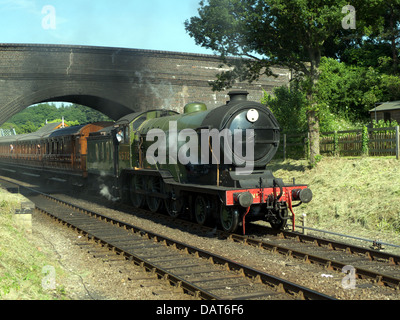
{"left": 0, "top": 44, "right": 291, "bottom": 124}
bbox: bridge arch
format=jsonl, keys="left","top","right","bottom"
{"left": 0, "top": 44, "right": 291, "bottom": 125}
{"left": 5, "top": 84, "right": 135, "bottom": 122}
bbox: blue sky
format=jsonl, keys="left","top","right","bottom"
{"left": 0, "top": 0, "right": 214, "bottom": 54}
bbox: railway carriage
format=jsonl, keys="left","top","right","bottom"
{"left": 0, "top": 122, "right": 112, "bottom": 177}
{"left": 0, "top": 122, "right": 64, "bottom": 166}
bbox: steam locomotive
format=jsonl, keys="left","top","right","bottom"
{"left": 0, "top": 91, "right": 312, "bottom": 233}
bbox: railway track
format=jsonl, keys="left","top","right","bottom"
{"left": 115, "top": 197, "right": 400, "bottom": 291}
{"left": 165, "top": 217, "right": 400, "bottom": 291}
{"left": 0, "top": 177, "right": 333, "bottom": 300}
{"left": 32, "top": 190, "right": 333, "bottom": 300}
{"left": 2, "top": 175, "right": 400, "bottom": 298}
{"left": 226, "top": 226, "right": 400, "bottom": 290}
{"left": 106, "top": 194, "right": 400, "bottom": 292}
{"left": 85, "top": 196, "right": 400, "bottom": 292}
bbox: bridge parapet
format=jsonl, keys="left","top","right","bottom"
{"left": 0, "top": 44, "right": 290, "bottom": 125}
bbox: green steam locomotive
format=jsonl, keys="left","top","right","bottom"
{"left": 86, "top": 90, "right": 312, "bottom": 233}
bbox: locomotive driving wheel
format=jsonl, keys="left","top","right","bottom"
{"left": 163, "top": 184, "right": 183, "bottom": 218}
{"left": 165, "top": 198, "right": 183, "bottom": 218}
{"left": 129, "top": 174, "right": 145, "bottom": 208}
{"left": 194, "top": 195, "right": 211, "bottom": 225}
{"left": 220, "top": 206, "right": 239, "bottom": 233}
{"left": 146, "top": 176, "right": 163, "bottom": 213}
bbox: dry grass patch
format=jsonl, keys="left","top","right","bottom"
{"left": 269, "top": 157, "right": 400, "bottom": 245}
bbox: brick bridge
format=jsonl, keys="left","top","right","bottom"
{"left": 0, "top": 44, "right": 291, "bottom": 125}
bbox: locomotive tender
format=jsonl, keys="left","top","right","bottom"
{"left": 0, "top": 91, "right": 312, "bottom": 233}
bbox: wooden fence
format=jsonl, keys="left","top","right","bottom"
{"left": 280, "top": 132, "right": 308, "bottom": 160}
{"left": 280, "top": 126, "right": 400, "bottom": 160}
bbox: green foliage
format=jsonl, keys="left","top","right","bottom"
{"left": 263, "top": 56, "right": 400, "bottom": 134}
{"left": 316, "top": 57, "right": 400, "bottom": 123}
{"left": 18, "top": 121, "right": 37, "bottom": 134}
{"left": 341, "top": 41, "right": 395, "bottom": 73}
{"left": 1, "top": 103, "right": 112, "bottom": 134}
{"left": 354, "top": 0, "right": 400, "bottom": 75}
{"left": 310, "top": 154, "right": 323, "bottom": 169}
{"left": 185, "top": 0, "right": 349, "bottom": 92}
{"left": 262, "top": 83, "right": 362, "bottom": 134}
{"left": 333, "top": 131, "right": 339, "bottom": 156}
{"left": 363, "top": 69, "right": 400, "bottom": 107}
{"left": 372, "top": 119, "right": 399, "bottom": 128}
{"left": 316, "top": 57, "right": 366, "bottom": 120}
{"left": 187, "top": 0, "right": 399, "bottom": 163}
{"left": 262, "top": 86, "right": 307, "bottom": 133}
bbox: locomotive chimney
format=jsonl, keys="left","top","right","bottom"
{"left": 228, "top": 90, "right": 249, "bottom": 102}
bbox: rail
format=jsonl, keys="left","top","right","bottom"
{"left": 294, "top": 224, "right": 400, "bottom": 251}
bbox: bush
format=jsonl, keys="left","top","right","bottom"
{"left": 262, "top": 86, "right": 308, "bottom": 133}
{"left": 262, "top": 85, "right": 361, "bottom": 133}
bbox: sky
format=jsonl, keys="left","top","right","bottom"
{"left": 0, "top": 0, "right": 214, "bottom": 55}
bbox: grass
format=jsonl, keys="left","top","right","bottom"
{"left": 0, "top": 189, "right": 66, "bottom": 300}
{"left": 269, "top": 156, "right": 400, "bottom": 245}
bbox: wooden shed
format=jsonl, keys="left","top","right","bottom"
{"left": 370, "top": 101, "right": 400, "bottom": 123}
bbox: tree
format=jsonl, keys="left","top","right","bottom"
{"left": 5, "top": 103, "right": 112, "bottom": 134}
{"left": 384, "top": 1, "right": 400, "bottom": 73}
{"left": 316, "top": 57, "right": 366, "bottom": 120}
{"left": 355, "top": 0, "right": 400, "bottom": 74}
{"left": 262, "top": 86, "right": 307, "bottom": 133}
{"left": 19, "top": 121, "right": 37, "bottom": 134}
{"left": 185, "top": 0, "right": 351, "bottom": 164}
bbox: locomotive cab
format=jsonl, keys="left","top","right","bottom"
{"left": 87, "top": 109, "right": 178, "bottom": 199}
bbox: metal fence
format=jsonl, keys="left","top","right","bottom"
{"left": 0, "top": 128, "right": 16, "bottom": 137}
{"left": 280, "top": 126, "right": 400, "bottom": 160}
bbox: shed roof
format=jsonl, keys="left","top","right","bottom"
{"left": 46, "top": 125, "right": 85, "bottom": 139}
{"left": 0, "top": 122, "right": 64, "bottom": 143}
{"left": 369, "top": 101, "right": 400, "bottom": 112}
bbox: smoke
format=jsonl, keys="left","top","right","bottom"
{"left": 97, "top": 171, "right": 118, "bottom": 202}
{"left": 99, "top": 170, "right": 107, "bottom": 177}
{"left": 132, "top": 69, "right": 181, "bottom": 112}
{"left": 99, "top": 184, "right": 117, "bottom": 202}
